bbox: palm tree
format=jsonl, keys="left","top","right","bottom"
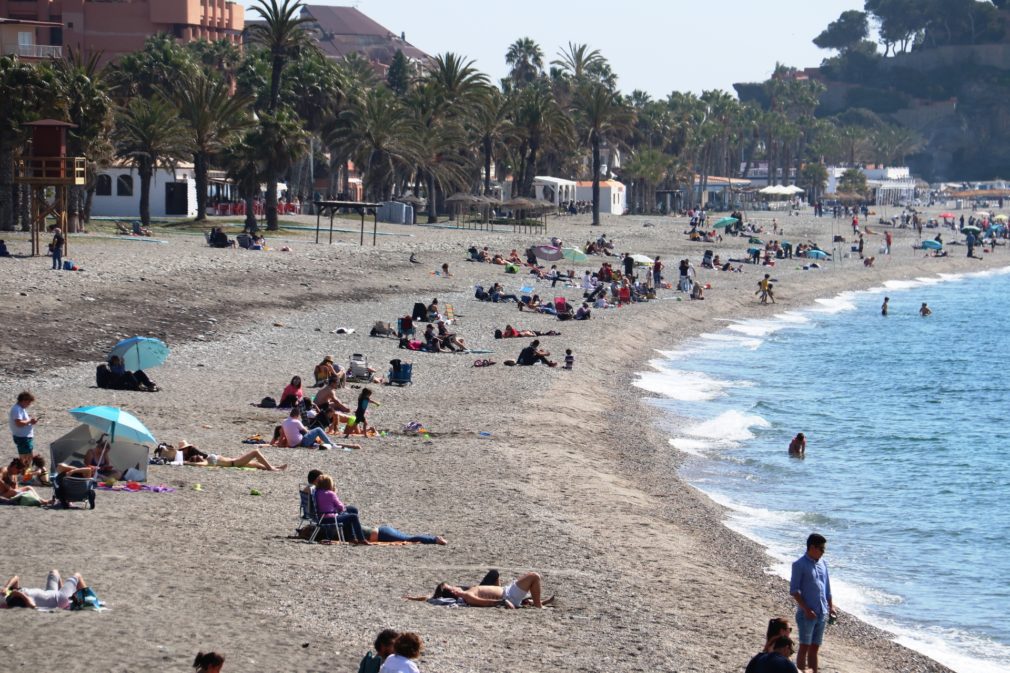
{"left": 511, "top": 81, "right": 573, "bottom": 198}
{"left": 221, "top": 135, "right": 265, "bottom": 232}
{"left": 505, "top": 37, "right": 544, "bottom": 89}
{"left": 552, "top": 42, "right": 606, "bottom": 82}
{"left": 113, "top": 97, "right": 192, "bottom": 226}
{"left": 163, "top": 71, "right": 254, "bottom": 220}
{"left": 425, "top": 52, "right": 490, "bottom": 115}
{"left": 471, "top": 88, "right": 514, "bottom": 195}
{"left": 327, "top": 87, "right": 420, "bottom": 202}
{"left": 52, "top": 49, "right": 115, "bottom": 228}
{"left": 572, "top": 82, "right": 634, "bottom": 225}
{"left": 0, "top": 56, "right": 59, "bottom": 231}
{"left": 246, "top": 0, "right": 313, "bottom": 229}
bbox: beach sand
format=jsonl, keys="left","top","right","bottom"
{"left": 0, "top": 207, "right": 988, "bottom": 671}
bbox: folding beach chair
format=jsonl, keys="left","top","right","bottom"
{"left": 387, "top": 360, "right": 413, "bottom": 386}
{"left": 553, "top": 297, "right": 569, "bottom": 313}
{"left": 297, "top": 489, "right": 344, "bottom": 543}
{"left": 397, "top": 317, "right": 415, "bottom": 338}
{"left": 52, "top": 473, "right": 97, "bottom": 510}
{"left": 347, "top": 353, "right": 371, "bottom": 382}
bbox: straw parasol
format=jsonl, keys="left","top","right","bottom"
{"left": 396, "top": 192, "right": 426, "bottom": 206}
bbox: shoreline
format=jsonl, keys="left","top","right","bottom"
{"left": 0, "top": 210, "right": 1000, "bottom": 671}
{"left": 627, "top": 264, "right": 1010, "bottom": 673}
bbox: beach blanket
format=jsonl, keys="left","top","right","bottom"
{"left": 97, "top": 482, "right": 176, "bottom": 493}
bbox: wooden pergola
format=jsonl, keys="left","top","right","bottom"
{"left": 313, "top": 200, "right": 382, "bottom": 246}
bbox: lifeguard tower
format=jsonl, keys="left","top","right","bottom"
{"left": 13, "top": 120, "right": 87, "bottom": 256}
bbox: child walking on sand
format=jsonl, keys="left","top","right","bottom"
{"left": 564, "top": 349, "right": 574, "bottom": 370}
{"left": 345, "top": 388, "right": 379, "bottom": 437}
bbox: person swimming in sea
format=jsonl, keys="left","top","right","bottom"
{"left": 881, "top": 297, "right": 889, "bottom": 316}
{"left": 789, "top": 433, "right": 806, "bottom": 457}
{"left": 919, "top": 302, "right": 932, "bottom": 317}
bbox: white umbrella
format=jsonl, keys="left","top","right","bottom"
{"left": 630, "top": 254, "right": 654, "bottom": 266}
{"left": 784, "top": 185, "right": 805, "bottom": 194}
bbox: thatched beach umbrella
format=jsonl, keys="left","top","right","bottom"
{"left": 445, "top": 192, "right": 478, "bottom": 224}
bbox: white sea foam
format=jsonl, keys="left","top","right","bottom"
{"left": 668, "top": 437, "right": 713, "bottom": 457}
{"left": 633, "top": 367, "right": 736, "bottom": 402}
{"left": 811, "top": 293, "right": 858, "bottom": 314}
{"left": 684, "top": 410, "right": 770, "bottom": 442}
{"left": 699, "top": 332, "right": 764, "bottom": 350}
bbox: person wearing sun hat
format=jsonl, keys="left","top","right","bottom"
{"left": 314, "top": 355, "right": 345, "bottom": 388}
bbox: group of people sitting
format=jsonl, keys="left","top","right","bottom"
{"left": 583, "top": 233, "right": 616, "bottom": 256}
{"left": 271, "top": 378, "right": 377, "bottom": 441}
{"left": 467, "top": 246, "right": 523, "bottom": 266}
{"left": 398, "top": 320, "right": 467, "bottom": 353}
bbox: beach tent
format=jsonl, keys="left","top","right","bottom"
{"left": 50, "top": 424, "right": 150, "bottom": 482}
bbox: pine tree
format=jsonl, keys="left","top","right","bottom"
{"left": 387, "top": 50, "right": 409, "bottom": 97}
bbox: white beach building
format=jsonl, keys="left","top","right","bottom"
{"left": 533, "top": 176, "right": 577, "bottom": 207}
{"left": 576, "top": 179, "right": 626, "bottom": 215}
{"left": 91, "top": 165, "right": 198, "bottom": 219}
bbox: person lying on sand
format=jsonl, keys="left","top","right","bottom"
{"left": 157, "top": 445, "right": 287, "bottom": 471}
{"left": 404, "top": 572, "right": 551, "bottom": 608}
{"left": 1, "top": 570, "right": 87, "bottom": 610}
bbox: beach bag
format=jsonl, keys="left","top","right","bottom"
{"left": 259, "top": 396, "right": 277, "bottom": 408}
{"left": 69, "top": 586, "right": 101, "bottom": 611}
{"left": 505, "top": 263, "right": 518, "bottom": 274}
{"left": 96, "top": 364, "right": 115, "bottom": 389}
{"left": 63, "top": 260, "right": 75, "bottom": 270}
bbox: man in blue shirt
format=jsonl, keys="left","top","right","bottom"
{"left": 790, "top": 533, "right": 836, "bottom": 673}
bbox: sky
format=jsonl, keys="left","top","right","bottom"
{"left": 240, "top": 0, "right": 867, "bottom": 96}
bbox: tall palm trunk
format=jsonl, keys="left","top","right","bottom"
{"left": 244, "top": 190, "right": 257, "bottom": 232}
{"left": 591, "top": 133, "right": 601, "bottom": 226}
{"left": 427, "top": 174, "right": 437, "bottom": 223}
{"left": 139, "top": 161, "right": 153, "bottom": 227}
{"left": 0, "top": 144, "right": 14, "bottom": 231}
{"left": 194, "top": 151, "right": 209, "bottom": 221}
{"left": 483, "top": 137, "right": 492, "bottom": 195}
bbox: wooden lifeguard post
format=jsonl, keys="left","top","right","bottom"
{"left": 14, "top": 120, "right": 87, "bottom": 256}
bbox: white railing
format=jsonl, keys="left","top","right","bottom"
{"left": 14, "top": 44, "right": 63, "bottom": 59}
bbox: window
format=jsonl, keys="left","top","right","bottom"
{"left": 18, "top": 32, "right": 34, "bottom": 48}
{"left": 116, "top": 175, "right": 133, "bottom": 197}
{"left": 95, "top": 174, "right": 111, "bottom": 196}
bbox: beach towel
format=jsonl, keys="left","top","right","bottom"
{"left": 96, "top": 482, "right": 176, "bottom": 493}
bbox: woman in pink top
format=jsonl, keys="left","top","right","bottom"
{"left": 313, "top": 474, "right": 369, "bottom": 543}
{"left": 279, "top": 376, "right": 304, "bottom": 408}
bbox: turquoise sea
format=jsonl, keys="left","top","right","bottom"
{"left": 636, "top": 267, "right": 1010, "bottom": 673}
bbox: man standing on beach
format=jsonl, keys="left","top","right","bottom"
{"left": 790, "top": 533, "right": 836, "bottom": 673}
{"left": 9, "top": 392, "right": 38, "bottom": 468}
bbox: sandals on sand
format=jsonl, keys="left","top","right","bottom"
{"left": 473, "top": 359, "right": 496, "bottom": 368}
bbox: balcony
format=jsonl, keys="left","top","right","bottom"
{"left": 15, "top": 157, "right": 87, "bottom": 186}
{"left": 5, "top": 44, "right": 63, "bottom": 59}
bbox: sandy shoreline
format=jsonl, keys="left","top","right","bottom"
{"left": 0, "top": 209, "right": 995, "bottom": 671}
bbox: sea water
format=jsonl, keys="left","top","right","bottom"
{"left": 636, "top": 267, "right": 1010, "bottom": 673}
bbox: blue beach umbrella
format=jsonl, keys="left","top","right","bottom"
{"left": 712, "top": 217, "right": 739, "bottom": 229}
{"left": 561, "top": 247, "right": 588, "bottom": 263}
{"left": 69, "top": 406, "right": 157, "bottom": 445}
{"left": 805, "top": 249, "right": 830, "bottom": 259}
{"left": 922, "top": 240, "right": 943, "bottom": 250}
{"left": 109, "top": 336, "right": 170, "bottom": 371}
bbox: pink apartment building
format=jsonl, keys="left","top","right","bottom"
{"left": 0, "top": 0, "right": 243, "bottom": 61}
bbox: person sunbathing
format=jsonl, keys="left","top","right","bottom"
{"left": 507, "top": 249, "right": 522, "bottom": 265}
{"left": 361, "top": 525, "right": 446, "bottom": 545}
{"left": 491, "top": 253, "right": 507, "bottom": 265}
{"left": 161, "top": 445, "right": 287, "bottom": 471}
{"left": 2, "top": 570, "right": 88, "bottom": 610}
{"left": 407, "top": 572, "right": 548, "bottom": 608}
